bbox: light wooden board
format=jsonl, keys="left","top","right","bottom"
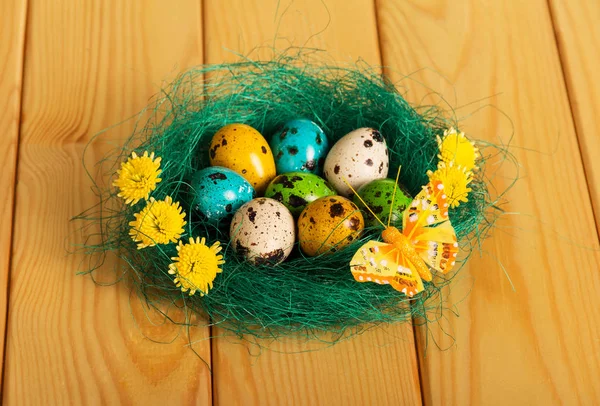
{"left": 3, "top": 1, "right": 211, "bottom": 404}
{"left": 548, "top": 0, "right": 600, "bottom": 232}
{"left": 204, "top": 0, "right": 380, "bottom": 64}
{"left": 5, "top": 0, "right": 600, "bottom": 403}
{"left": 212, "top": 325, "right": 420, "bottom": 406}
{"left": 376, "top": 0, "right": 600, "bottom": 404}
{"left": 204, "top": 0, "right": 422, "bottom": 404}
{"left": 0, "top": 0, "right": 27, "bottom": 388}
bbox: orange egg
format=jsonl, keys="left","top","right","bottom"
{"left": 209, "top": 124, "right": 276, "bottom": 194}
{"left": 298, "top": 196, "right": 364, "bottom": 256}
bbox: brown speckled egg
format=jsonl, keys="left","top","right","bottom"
{"left": 230, "top": 197, "right": 295, "bottom": 265}
{"left": 323, "top": 127, "right": 389, "bottom": 197}
{"left": 298, "top": 196, "right": 364, "bottom": 256}
{"left": 209, "top": 123, "right": 276, "bottom": 194}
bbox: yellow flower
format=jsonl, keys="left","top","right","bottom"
{"left": 113, "top": 151, "right": 162, "bottom": 205}
{"left": 168, "top": 237, "right": 225, "bottom": 296}
{"left": 129, "top": 196, "right": 186, "bottom": 249}
{"left": 437, "top": 127, "right": 479, "bottom": 171}
{"left": 427, "top": 162, "right": 473, "bottom": 208}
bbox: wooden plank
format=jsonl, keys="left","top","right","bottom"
{"left": 3, "top": 1, "right": 211, "bottom": 404}
{"left": 204, "top": 0, "right": 422, "bottom": 404}
{"left": 0, "top": 0, "right": 27, "bottom": 391}
{"left": 212, "top": 325, "right": 421, "bottom": 405}
{"left": 548, "top": 0, "right": 600, "bottom": 232}
{"left": 376, "top": 0, "right": 600, "bottom": 404}
{"left": 204, "top": 0, "right": 380, "bottom": 64}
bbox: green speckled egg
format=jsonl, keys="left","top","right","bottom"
{"left": 264, "top": 172, "right": 336, "bottom": 217}
{"left": 353, "top": 178, "right": 412, "bottom": 228}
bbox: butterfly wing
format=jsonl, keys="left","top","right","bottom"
{"left": 401, "top": 179, "right": 458, "bottom": 274}
{"left": 391, "top": 253, "right": 426, "bottom": 297}
{"left": 412, "top": 221, "right": 459, "bottom": 274}
{"left": 350, "top": 240, "right": 424, "bottom": 297}
{"left": 403, "top": 180, "right": 450, "bottom": 238}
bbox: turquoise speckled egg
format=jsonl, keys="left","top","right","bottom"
{"left": 264, "top": 172, "right": 336, "bottom": 217}
{"left": 269, "top": 119, "right": 329, "bottom": 174}
{"left": 191, "top": 166, "right": 255, "bottom": 224}
{"left": 353, "top": 178, "right": 412, "bottom": 228}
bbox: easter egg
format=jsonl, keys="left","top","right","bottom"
{"left": 190, "top": 166, "right": 255, "bottom": 225}
{"left": 209, "top": 123, "right": 276, "bottom": 194}
{"left": 298, "top": 196, "right": 364, "bottom": 256}
{"left": 230, "top": 198, "right": 295, "bottom": 265}
{"left": 270, "top": 119, "right": 329, "bottom": 174}
{"left": 323, "top": 127, "right": 389, "bottom": 197}
{"left": 264, "top": 172, "right": 336, "bottom": 217}
{"left": 353, "top": 178, "right": 412, "bottom": 228}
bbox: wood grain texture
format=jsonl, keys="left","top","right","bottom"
{"left": 204, "top": 1, "right": 421, "bottom": 405}
{"left": 376, "top": 0, "right": 600, "bottom": 404}
{"left": 548, "top": 0, "right": 600, "bottom": 232}
{"left": 5, "top": 0, "right": 599, "bottom": 403}
{"left": 3, "top": 1, "right": 210, "bottom": 404}
{"left": 204, "top": 0, "right": 380, "bottom": 64}
{"left": 212, "top": 325, "right": 421, "bottom": 406}
{"left": 0, "top": 0, "right": 27, "bottom": 388}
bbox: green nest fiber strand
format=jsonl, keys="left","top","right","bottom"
{"left": 76, "top": 54, "right": 503, "bottom": 343}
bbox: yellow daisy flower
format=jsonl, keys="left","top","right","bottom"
{"left": 129, "top": 196, "right": 186, "bottom": 249}
{"left": 427, "top": 162, "right": 473, "bottom": 208}
{"left": 113, "top": 151, "right": 162, "bottom": 205}
{"left": 168, "top": 237, "right": 225, "bottom": 296}
{"left": 437, "top": 127, "right": 479, "bottom": 171}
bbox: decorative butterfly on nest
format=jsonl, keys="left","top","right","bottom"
{"left": 349, "top": 176, "right": 458, "bottom": 297}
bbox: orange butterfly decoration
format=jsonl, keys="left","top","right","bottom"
{"left": 349, "top": 171, "right": 458, "bottom": 297}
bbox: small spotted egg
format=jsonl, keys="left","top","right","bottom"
{"left": 353, "top": 178, "right": 412, "bottom": 228}
{"left": 264, "top": 172, "right": 336, "bottom": 217}
{"left": 230, "top": 198, "right": 295, "bottom": 265}
{"left": 209, "top": 123, "right": 276, "bottom": 194}
{"left": 298, "top": 196, "right": 364, "bottom": 257}
{"left": 270, "top": 119, "right": 329, "bottom": 174}
{"left": 190, "top": 166, "right": 255, "bottom": 225}
{"left": 323, "top": 127, "right": 389, "bottom": 197}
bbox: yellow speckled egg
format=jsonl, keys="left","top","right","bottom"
{"left": 209, "top": 124, "right": 276, "bottom": 194}
{"left": 298, "top": 196, "right": 364, "bottom": 256}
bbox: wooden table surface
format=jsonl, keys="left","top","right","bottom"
{"left": 1, "top": 0, "right": 599, "bottom": 404}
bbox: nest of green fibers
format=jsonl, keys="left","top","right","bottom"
{"left": 75, "top": 55, "right": 506, "bottom": 343}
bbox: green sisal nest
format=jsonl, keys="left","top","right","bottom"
{"left": 76, "top": 54, "right": 504, "bottom": 343}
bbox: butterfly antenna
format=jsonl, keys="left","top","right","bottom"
{"left": 341, "top": 177, "right": 387, "bottom": 228}
{"left": 387, "top": 165, "right": 402, "bottom": 228}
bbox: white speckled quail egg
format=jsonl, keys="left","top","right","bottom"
{"left": 323, "top": 127, "right": 389, "bottom": 197}
{"left": 230, "top": 197, "right": 295, "bottom": 265}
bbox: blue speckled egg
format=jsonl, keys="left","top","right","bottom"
{"left": 191, "top": 166, "right": 255, "bottom": 224}
{"left": 270, "top": 119, "right": 329, "bottom": 174}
